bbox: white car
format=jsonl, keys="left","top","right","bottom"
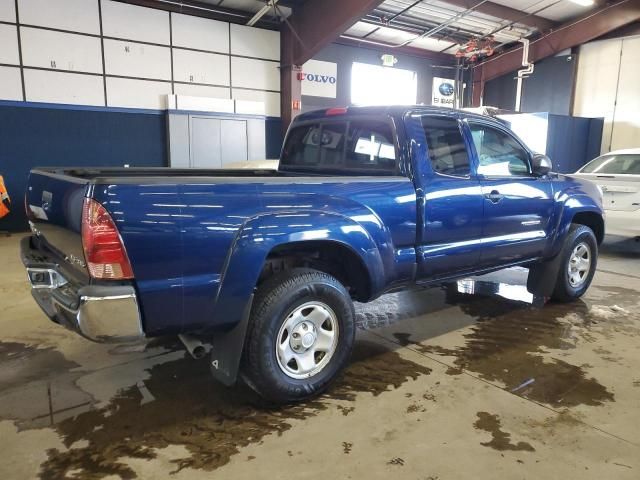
{"left": 573, "top": 149, "right": 640, "bottom": 239}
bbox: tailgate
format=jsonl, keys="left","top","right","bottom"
{"left": 26, "top": 170, "right": 90, "bottom": 278}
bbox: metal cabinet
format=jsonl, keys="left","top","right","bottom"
{"left": 168, "top": 112, "right": 265, "bottom": 168}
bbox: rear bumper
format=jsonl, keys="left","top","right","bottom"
{"left": 21, "top": 236, "right": 145, "bottom": 343}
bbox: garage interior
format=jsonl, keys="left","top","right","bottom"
{"left": 1, "top": 0, "right": 640, "bottom": 478}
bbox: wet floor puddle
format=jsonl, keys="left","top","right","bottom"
{"left": 3, "top": 278, "right": 638, "bottom": 478}
{"left": 2, "top": 340, "right": 429, "bottom": 479}
{"left": 474, "top": 412, "right": 535, "bottom": 452}
{"left": 392, "top": 281, "right": 640, "bottom": 408}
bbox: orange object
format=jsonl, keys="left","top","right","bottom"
{"left": 0, "top": 175, "right": 10, "bottom": 219}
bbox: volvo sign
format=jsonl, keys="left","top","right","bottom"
{"left": 301, "top": 60, "right": 337, "bottom": 98}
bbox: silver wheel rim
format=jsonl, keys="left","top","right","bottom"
{"left": 568, "top": 241, "right": 591, "bottom": 288}
{"left": 276, "top": 301, "right": 339, "bottom": 380}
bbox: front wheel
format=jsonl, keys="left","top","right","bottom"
{"left": 551, "top": 224, "right": 598, "bottom": 302}
{"left": 241, "top": 268, "right": 355, "bottom": 403}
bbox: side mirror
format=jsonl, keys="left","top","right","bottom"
{"left": 531, "top": 153, "right": 552, "bottom": 176}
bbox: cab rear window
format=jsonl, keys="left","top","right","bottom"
{"left": 280, "top": 120, "right": 397, "bottom": 175}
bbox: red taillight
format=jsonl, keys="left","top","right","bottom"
{"left": 81, "top": 198, "right": 133, "bottom": 280}
{"left": 326, "top": 107, "right": 348, "bottom": 116}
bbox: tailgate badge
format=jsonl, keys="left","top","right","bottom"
{"left": 42, "top": 190, "right": 53, "bottom": 210}
{"left": 65, "top": 254, "right": 86, "bottom": 268}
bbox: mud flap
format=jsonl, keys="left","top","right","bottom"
{"left": 527, "top": 254, "right": 563, "bottom": 298}
{"left": 209, "top": 294, "right": 254, "bottom": 386}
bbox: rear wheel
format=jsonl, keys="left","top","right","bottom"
{"left": 242, "top": 268, "right": 355, "bottom": 403}
{"left": 551, "top": 224, "right": 598, "bottom": 302}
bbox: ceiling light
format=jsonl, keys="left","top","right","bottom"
{"left": 569, "top": 0, "right": 594, "bottom": 6}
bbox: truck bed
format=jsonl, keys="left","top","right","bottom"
{"left": 36, "top": 167, "right": 286, "bottom": 181}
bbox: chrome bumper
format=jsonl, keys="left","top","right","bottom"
{"left": 22, "top": 238, "right": 145, "bottom": 343}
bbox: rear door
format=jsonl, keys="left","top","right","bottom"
{"left": 416, "top": 115, "right": 484, "bottom": 278}
{"left": 466, "top": 120, "right": 554, "bottom": 266}
{"left": 575, "top": 153, "right": 640, "bottom": 212}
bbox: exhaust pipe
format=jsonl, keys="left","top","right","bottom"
{"left": 179, "top": 334, "right": 207, "bottom": 359}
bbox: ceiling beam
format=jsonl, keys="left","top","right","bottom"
{"left": 284, "top": 0, "right": 386, "bottom": 66}
{"left": 335, "top": 36, "right": 455, "bottom": 63}
{"left": 113, "top": 0, "right": 280, "bottom": 29}
{"left": 439, "top": 0, "right": 556, "bottom": 32}
{"left": 475, "top": 0, "right": 640, "bottom": 83}
{"left": 474, "top": 0, "right": 640, "bottom": 82}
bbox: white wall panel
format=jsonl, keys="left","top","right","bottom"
{"left": 232, "top": 88, "right": 280, "bottom": 117}
{"left": 173, "top": 49, "right": 229, "bottom": 86}
{"left": 102, "top": 0, "right": 169, "bottom": 45}
{"left": 174, "top": 83, "right": 230, "bottom": 99}
{"left": 573, "top": 39, "right": 622, "bottom": 153}
{"left": 106, "top": 77, "right": 170, "bottom": 109}
{"left": 235, "top": 99, "right": 265, "bottom": 115}
{"left": 24, "top": 69, "right": 104, "bottom": 105}
{"left": 174, "top": 94, "right": 234, "bottom": 113}
{"left": 18, "top": 0, "right": 99, "bottom": 35}
{"left": 21, "top": 27, "right": 102, "bottom": 73}
{"left": 230, "top": 24, "right": 279, "bottom": 60}
{"left": 172, "top": 13, "right": 229, "bottom": 53}
{"left": 231, "top": 57, "right": 279, "bottom": 91}
{"left": 0, "top": 66, "right": 22, "bottom": 100}
{"left": 610, "top": 37, "right": 640, "bottom": 151}
{"left": 0, "top": 0, "right": 15, "bottom": 22}
{"left": 0, "top": 24, "right": 19, "bottom": 65}
{"left": 104, "top": 39, "right": 170, "bottom": 80}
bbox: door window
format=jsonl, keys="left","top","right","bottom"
{"left": 580, "top": 154, "right": 640, "bottom": 174}
{"left": 469, "top": 123, "right": 531, "bottom": 177}
{"left": 421, "top": 116, "right": 470, "bottom": 176}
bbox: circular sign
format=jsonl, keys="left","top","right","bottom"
{"left": 439, "top": 82, "right": 455, "bottom": 96}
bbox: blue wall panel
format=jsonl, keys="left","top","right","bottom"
{"left": 265, "top": 117, "right": 283, "bottom": 159}
{"left": 0, "top": 104, "right": 168, "bottom": 231}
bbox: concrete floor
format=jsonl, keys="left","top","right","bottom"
{"left": 1, "top": 234, "right": 639, "bottom": 480}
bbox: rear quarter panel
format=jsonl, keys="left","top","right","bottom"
{"left": 94, "top": 176, "right": 417, "bottom": 335}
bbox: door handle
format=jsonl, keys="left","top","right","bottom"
{"left": 484, "top": 190, "right": 503, "bottom": 204}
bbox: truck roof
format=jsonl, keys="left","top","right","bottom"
{"left": 294, "top": 105, "right": 491, "bottom": 123}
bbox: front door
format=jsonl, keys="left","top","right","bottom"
{"left": 416, "top": 115, "right": 484, "bottom": 279}
{"left": 466, "top": 121, "right": 554, "bottom": 266}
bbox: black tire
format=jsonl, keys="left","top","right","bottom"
{"left": 241, "top": 268, "right": 356, "bottom": 403}
{"left": 551, "top": 224, "right": 598, "bottom": 302}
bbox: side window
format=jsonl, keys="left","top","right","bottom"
{"left": 421, "top": 116, "right": 470, "bottom": 176}
{"left": 581, "top": 154, "right": 640, "bottom": 174}
{"left": 344, "top": 120, "right": 396, "bottom": 173}
{"left": 281, "top": 123, "right": 323, "bottom": 166}
{"left": 469, "top": 123, "right": 531, "bottom": 177}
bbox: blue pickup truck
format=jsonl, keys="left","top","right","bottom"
{"left": 21, "top": 106, "right": 604, "bottom": 403}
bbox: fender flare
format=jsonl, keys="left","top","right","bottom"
{"left": 207, "top": 211, "right": 384, "bottom": 385}
{"left": 546, "top": 190, "right": 604, "bottom": 259}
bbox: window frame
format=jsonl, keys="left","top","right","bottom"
{"left": 419, "top": 114, "right": 473, "bottom": 180}
{"left": 279, "top": 115, "right": 402, "bottom": 176}
{"left": 465, "top": 119, "right": 535, "bottom": 179}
